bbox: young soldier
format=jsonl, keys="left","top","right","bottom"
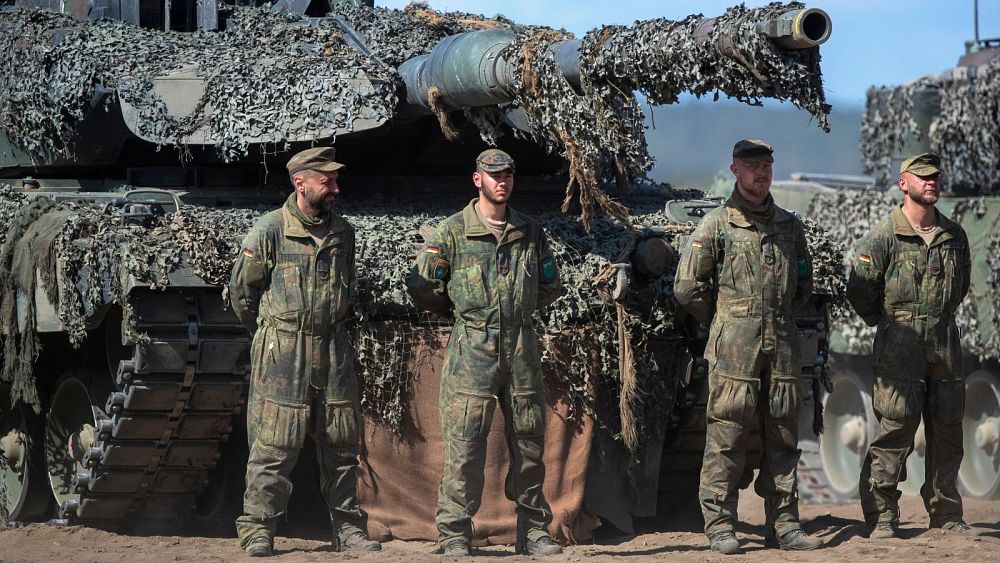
{"left": 848, "top": 152, "right": 974, "bottom": 539}
{"left": 674, "top": 139, "right": 822, "bottom": 554}
{"left": 229, "top": 147, "right": 380, "bottom": 556}
{"left": 406, "top": 149, "right": 562, "bottom": 557}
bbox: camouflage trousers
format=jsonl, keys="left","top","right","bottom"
{"left": 235, "top": 382, "right": 365, "bottom": 548}
{"left": 699, "top": 354, "right": 805, "bottom": 537}
{"left": 860, "top": 361, "right": 965, "bottom": 527}
{"left": 436, "top": 325, "right": 552, "bottom": 547}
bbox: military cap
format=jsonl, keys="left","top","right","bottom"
{"left": 732, "top": 139, "right": 774, "bottom": 163}
{"left": 899, "top": 152, "right": 941, "bottom": 176}
{"left": 286, "top": 146, "right": 345, "bottom": 175}
{"left": 476, "top": 148, "right": 516, "bottom": 172}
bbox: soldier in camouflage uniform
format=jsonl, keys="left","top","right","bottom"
{"left": 848, "top": 153, "right": 974, "bottom": 539}
{"left": 674, "top": 140, "right": 822, "bottom": 554}
{"left": 229, "top": 147, "right": 380, "bottom": 557}
{"left": 406, "top": 149, "right": 563, "bottom": 557}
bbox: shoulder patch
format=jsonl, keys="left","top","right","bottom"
{"left": 691, "top": 240, "right": 705, "bottom": 248}
{"left": 540, "top": 256, "right": 556, "bottom": 282}
{"left": 858, "top": 254, "right": 872, "bottom": 263}
{"left": 426, "top": 244, "right": 440, "bottom": 255}
{"left": 433, "top": 258, "right": 450, "bottom": 280}
{"left": 242, "top": 248, "right": 255, "bottom": 258}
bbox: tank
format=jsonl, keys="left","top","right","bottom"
{"left": 0, "top": 0, "right": 835, "bottom": 534}
{"left": 770, "top": 38, "right": 1000, "bottom": 503}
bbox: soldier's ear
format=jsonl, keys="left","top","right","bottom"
{"left": 472, "top": 171, "right": 482, "bottom": 188}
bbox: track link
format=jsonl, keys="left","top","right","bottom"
{"left": 57, "top": 289, "right": 249, "bottom": 526}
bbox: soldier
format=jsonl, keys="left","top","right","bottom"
{"left": 848, "top": 153, "right": 973, "bottom": 539}
{"left": 406, "top": 149, "right": 563, "bottom": 557}
{"left": 674, "top": 139, "right": 822, "bottom": 554}
{"left": 229, "top": 147, "right": 381, "bottom": 557}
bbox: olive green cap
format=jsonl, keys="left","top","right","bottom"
{"left": 286, "top": 146, "right": 345, "bottom": 175}
{"left": 476, "top": 148, "right": 515, "bottom": 172}
{"left": 732, "top": 139, "right": 774, "bottom": 163}
{"left": 899, "top": 152, "right": 941, "bottom": 176}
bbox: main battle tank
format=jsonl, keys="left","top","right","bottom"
{"left": 0, "top": 0, "right": 835, "bottom": 535}
{"left": 771, "top": 37, "right": 1000, "bottom": 503}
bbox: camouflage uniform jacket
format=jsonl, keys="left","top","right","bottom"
{"left": 847, "top": 205, "right": 971, "bottom": 377}
{"left": 674, "top": 193, "right": 813, "bottom": 377}
{"left": 407, "top": 199, "right": 560, "bottom": 384}
{"left": 229, "top": 194, "right": 357, "bottom": 401}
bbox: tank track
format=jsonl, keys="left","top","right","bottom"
{"left": 57, "top": 288, "right": 249, "bottom": 526}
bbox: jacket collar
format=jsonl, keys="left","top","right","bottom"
{"left": 461, "top": 198, "right": 528, "bottom": 241}
{"left": 282, "top": 197, "right": 347, "bottom": 241}
{"left": 724, "top": 192, "right": 792, "bottom": 230}
{"left": 890, "top": 205, "right": 956, "bottom": 246}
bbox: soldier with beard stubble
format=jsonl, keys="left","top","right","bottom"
{"left": 229, "top": 147, "right": 380, "bottom": 557}
{"left": 848, "top": 152, "right": 974, "bottom": 539}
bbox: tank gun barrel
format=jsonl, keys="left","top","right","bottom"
{"left": 398, "top": 7, "right": 831, "bottom": 115}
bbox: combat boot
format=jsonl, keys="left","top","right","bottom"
{"left": 333, "top": 530, "right": 382, "bottom": 552}
{"left": 708, "top": 530, "right": 741, "bottom": 554}
{"left": 516, "top": 535, "right": 563, "bottom": 556}
{"left": 244, "top": 536, "right": 273, "bottom": 557}
{"left": 869, "top": 521, "right": 897, "bottom": 539}
{"left": 440, "top": 537, "right": 471, "bottom": 557}
{"left": 941, "top": 520, "right": 978, "bottom": 536}
{"left": 764, "top": 528, "right": 823, "bottom": 551}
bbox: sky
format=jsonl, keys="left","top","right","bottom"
{"left": 378, "top": 0, "right": 1000, "bottom": 108}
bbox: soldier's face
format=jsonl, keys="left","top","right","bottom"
{"left": 473, "top": 168, "right": 514, "bottom": 205}
{"left": 296, "top": 170, "right": 340, "bottom": 210}
{"left": 899, "top": 172, "right": 940, "bottom": 206}
{"left": 730, "top": 158, "right": 772, "bottom": 199}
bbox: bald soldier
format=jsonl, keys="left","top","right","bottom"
{"left": 229, "top": 147, "right": 380, "bottom": 556}
{"left": 848, "top": 153, "right": 974, "bottom": 539}
{"left": 407, "top": 149, "right": 563, "bottom": 557}
{"left": 674, "top": 140, "right": 822, "bottom": 554}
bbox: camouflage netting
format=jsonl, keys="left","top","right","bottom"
{"left": 503, "top": 1, "right": 829, "bottom": 227}
{"left": 0, "top": 7, "right": 398, "bottom": 163}
{"left": 0, "top": 2, "right": 829, "bottom": 225}
{"left": 861, "top": 56, "right": 1000, "bottom": 194}
{"left": 0, "top": 186, "right": 845, "bottom": 453}
{"left": 802, "top": 189, "right": 1000, "bottom": 361}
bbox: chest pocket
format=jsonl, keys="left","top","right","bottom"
{"left": 886, "top": 250, "right": 921, "bottom": 306}
{"left": 938, "top": 242, "right": 966, "bottom": 311}
{"left": 511, "top": 240, "right": 538, "bottom": 313}
{"left": 770, "top": 234, "right": 797, "bottom": 303}
{"left": 451, "top": 263, "right": 490, "bottom": 315}
{"left": 268, "top": 252, "right": 310, "bottom": 318}
{"left": 322, "top": 246, "right": 351, "bottom": 320}
{"left": 721, "top": 240, "right": 758, "bottom": 297}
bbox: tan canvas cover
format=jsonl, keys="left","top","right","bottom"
{"left": 357, "top": 333, "right": 599, "bottom": 545}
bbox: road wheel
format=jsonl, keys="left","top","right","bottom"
{"left": 0, "top": 385, "right": 53, "bottom": 524}
{"left": 959, "top": 369, "right": 1000, "bottom": 499}
{"left": 799, "top": 369, "right": 876, "bottom": 502}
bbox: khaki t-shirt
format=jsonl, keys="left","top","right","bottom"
{"left": 475, "top": 203, "right": 506, "bottom": 243}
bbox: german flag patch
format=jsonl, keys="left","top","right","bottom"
{"left": 426, "top": 245, "right": 440, "bottom": 254}
{"left": 242, "top": 249, "right": 255, "bottom": 258}
{"left": 859, "top": 254, "right": 872, "bottom": 263}
{"left": 691, "top": 240, "right": 704, "bottom": 248}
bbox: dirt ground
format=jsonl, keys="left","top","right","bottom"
{"left": 1, "top": 493, "right": 997, "bottom": 562}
